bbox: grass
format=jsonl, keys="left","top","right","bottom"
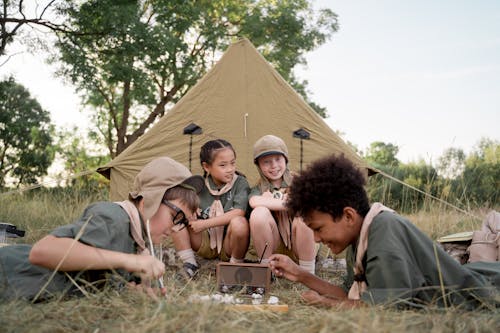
{"left": 0, "top": 188, "right": 499, "bottom": 333}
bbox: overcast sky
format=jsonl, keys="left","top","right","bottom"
{"left": 2, "top": 0, "right": 499, "bottom": 164}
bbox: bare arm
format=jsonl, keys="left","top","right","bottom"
{"left": 249, "top": 191, "right": 286, "bottom": 211}
{"left": 29, "top": 235, "right": 164, "bottom": 279}
{"left": 269, "top": 254, "right": 363, "bottom": 308}
{"left": 189, "top": 208, "right": 245, "bottom": 233}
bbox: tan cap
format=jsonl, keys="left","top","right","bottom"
{"left": 129, "top": 157, "right": 204, "bottom": 221}
{"left": 253, "top": 135, "right": 288, "bottom": 163}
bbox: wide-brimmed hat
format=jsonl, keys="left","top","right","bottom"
{"left": 253, "top": 135, "right": 289, "bottom": 163}
{"left": 129, "top": 157, "right": 204, "bottom": 221}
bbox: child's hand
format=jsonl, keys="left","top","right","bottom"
{"left": 261, "top": 191, "right": 273, "bottom": 198}
{"left": 269, "top": 254, "right": 304, "bottom": 282}
{"left": 300, "top": 290, "right": 324, "bottom": 305}
{"left": 126, "top": 254, "right": 165, "bottom": 279}
{"left": 189, "top": 219, "right": 207, "bottom": 233}
{"left": 127, "top": 281, "right": 167, "bottom": 301}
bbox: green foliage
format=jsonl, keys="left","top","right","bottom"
{"left": 367, "top": 160, "right": 441, "bottom": 213}
{"left": 0, "top": 76, "right": 55, "bottom": 187}
{"left": 366, "top": 141, "right": 400, "bottom": 168}
{"left": 54, "top": 127, "right": 110, "bottom": 193}
{"left": 54, "top": 0, "right": 338, "bottom": 157}
{"left": 365, "top": 139, "right": 498, "bottom": 212}
{"left": 450, "top": 138, "right": 499, "bottom": 208}
{"left": 437, "top": 147, "right": 465, "bottom": 179}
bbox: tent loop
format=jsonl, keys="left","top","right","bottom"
{"left": 293, "top": 128, "right": 311, "bottom": 172}
{"left": 183, "top": 123, "right": 203, "bottom": 171}
{"left": 243, "top": 113, "right": 249, "bottom": 137}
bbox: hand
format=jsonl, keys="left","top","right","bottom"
{"left": 300, "top": 290, "right": 325, "bottom": 305}
{"left": 127, "top": 281, "right": 167, "bottom": 301}
{"left": 125, "top": 254, "right": 165, "bottom": 280}
{"left": 261, "top": 191, "right": 273, "bottom": 198}
{"left": 269, "top": 254, "right": 304, "bottom": 282}
{"left": 189, "top": 219, "right": 207, "bottom": 233}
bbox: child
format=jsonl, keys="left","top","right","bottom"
{"left": 0, "top": 157, "right": 203, "bottom": 302}
{"left": 179, "top": 139, "right": 250, "bottom": 275}
{"left": 249, "top": 135, "right": 317, "bottom": 274}
{"left": 270, "top": 154, "right": 500, "bottom": 309}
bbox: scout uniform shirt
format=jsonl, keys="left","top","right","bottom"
{"left": 0, "top": 202, "right": 136, "bottom": 301}
{"left": 198, "top": 175, "right": 250, "bottom": 221}
{"left": 341, "top": 211, "right": 500, "bottom": 309}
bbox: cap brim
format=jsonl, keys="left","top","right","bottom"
{"left": 181, "top": 175, "right": 205, "bottom": 194}
{"left": 254, "top": 151, "right": 287, "bottom": 163}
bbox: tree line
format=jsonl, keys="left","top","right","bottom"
{"left": 363, "top": 141, "right": 499, "bottom": 212}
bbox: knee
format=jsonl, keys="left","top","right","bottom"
{"left": 230, "top": 216, "right": 249, "bottom": 237}
{"left": 249, "top": 206, "right": 272, "bottom": 226}
{"left": 292, "top": 217, "right": 312, "bottom": 234}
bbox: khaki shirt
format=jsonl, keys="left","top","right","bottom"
{"left": 342, "top": 211, "right": 500, "bottom": 309}
{"left": 0, "top": 202, "right": 135, "bottom": 301}
{"left": 198, "top": 175, "right": 250, "bottom": 219}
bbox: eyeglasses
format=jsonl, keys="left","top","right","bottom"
{"left": 162, "top": 200, "right": 189, "bottom": 231}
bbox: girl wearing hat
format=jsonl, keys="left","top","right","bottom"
{"left": 182, "top": 139, "right": 250, "bottom": 272}
{"left": 0, "top": 157, "right": 203, "bottom": 301}
{"left": 249, "top": 135, "right": 317, "bottom": 274}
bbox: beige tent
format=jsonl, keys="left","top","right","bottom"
{"left": 98, "top": 38, "right": 374, "bottom": 200}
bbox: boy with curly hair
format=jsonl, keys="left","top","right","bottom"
{"left": 270, "top": 154, "right": 500, "bottom": 309}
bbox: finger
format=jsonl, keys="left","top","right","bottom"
{"left": 145, "top": 287, "right": 159, "bottom": 301}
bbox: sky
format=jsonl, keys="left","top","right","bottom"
{"left": 2, "top": 0, "right": 500, "bottom": 164}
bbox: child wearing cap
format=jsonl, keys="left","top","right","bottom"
{"left": 176, "top": 139, "right": 250, "bottom": 275}
{"left": 270, "top": 154, "right": 500, "bottom": 309}
{"left": 249, "top": 135, "right": 317, "bottom": 274}
{"left": 0, "top": 157, "right": 203, "bottom": 302}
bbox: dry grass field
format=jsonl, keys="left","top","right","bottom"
{"left": 0, "top": 189, "right": 498, "bottom": 333}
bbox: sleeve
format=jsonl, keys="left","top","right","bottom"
{"left": 225, "top": 176, "right": 250, "bottom": 212}
{"left": 248, "top": 185, "right": 262, "bottom": 199}
{"left": 50, "top": 202, "right": 131, "bottom": 252}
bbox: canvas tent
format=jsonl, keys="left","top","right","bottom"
{"left": 98, "top": 38, "right": 374, "bottom": 201}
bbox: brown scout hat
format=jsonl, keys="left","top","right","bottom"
{"left": 253, "top": 135, "right": 289, "bottom": 163}
{"left": 129, "top": 157, "right": 204, "bottom": 221}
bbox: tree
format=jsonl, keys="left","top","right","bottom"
{"left": 453, "top": 138, "right": 499, "bottom": 207}
{"left": 53, "top": 127, "right": 110, "bottom": 192}
{"left": 365, "top": 141, "right": 400, "bottom": 168}
{"left": 0, "top": 0, "right": 80, "bottom": 64}
{"left": 0, "top": 76, "right": 55, "bottom": 187}
{"left": 437, "top": 147, "right": 466, "bottom": 179}
{"left": 55, "top": 0, "right": 338, "bottom": 157}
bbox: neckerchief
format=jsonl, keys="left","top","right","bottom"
{"left": 115, "top": 200, "right": 150, "bottom": 256}
{"left": 347, "top": 203, "right": 394, "bottom": 300}
{"left": 205, "top": 174, "right": 238, "bottom": 253}
{"left": 271, "top": 187, "right": 293, "bottom": 249}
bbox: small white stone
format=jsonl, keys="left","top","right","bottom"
{"left": 267, "top": 296, "right": 279, "bottom": 304}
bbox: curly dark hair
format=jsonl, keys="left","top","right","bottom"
{"left": 287, "top": 154, "right": 370, "bottom": 220}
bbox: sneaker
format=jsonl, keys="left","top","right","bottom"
{"left": 182, "top": 262, "right": 199, "bottom": 279}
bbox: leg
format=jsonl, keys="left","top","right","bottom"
{"left": 170, "top": 228, "right": 192, "bottom": 251}
{"left": 188, "top": 230, "right": 203, "bottom": 252}
{"left": 292, "top": 217, "right": 317, "bottom": 274}
{"left": 292, "top": 217, "right": 316, "bottom": 261}
{"left": 249, "top": 206, "right": 280, "bottom": 261}
{"left": 224, "top": 216, "right": 250, "bottom": 260}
